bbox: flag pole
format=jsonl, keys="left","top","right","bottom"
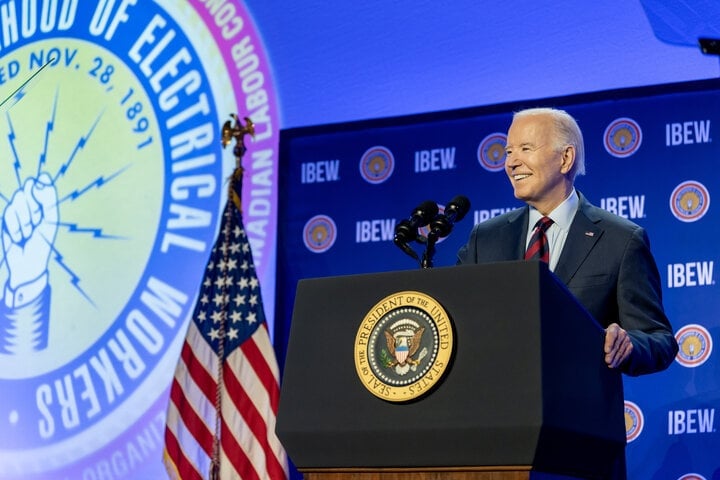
{"left": 210, "top": 114, "right": 256, "bottom": 480}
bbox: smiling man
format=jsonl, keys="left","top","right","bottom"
{"left": 456, "top": 108, "right": 677, "bottom": 478}
{"left": 457, "top": 107, "right": 677, "bottom": 376}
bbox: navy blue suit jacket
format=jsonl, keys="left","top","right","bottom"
{"left": 457, "top": 192, "right": 678, "bottom": 376}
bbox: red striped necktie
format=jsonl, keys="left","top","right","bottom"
{"left": 525, "top": 216, "right": 554, "bottom": 263}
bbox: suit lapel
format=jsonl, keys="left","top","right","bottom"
{"left": 554, "top": 196, "right": 603, "bottom": 284}
{"left": 503, "top": 207, "right": 529, "bottom": 260}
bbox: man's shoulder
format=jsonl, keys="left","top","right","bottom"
{"left": 581, "top": 198, "right": 643, "bottom": 234}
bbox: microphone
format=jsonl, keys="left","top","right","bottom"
{"left": 394, "top": 200, "right": 439, "bottom": 259}
{"left": 429, "top": 195, "right": 471, "bottom": 238}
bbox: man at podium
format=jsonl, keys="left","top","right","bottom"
{"left": 457, "top": 107, "right": 678, "bottom": 377}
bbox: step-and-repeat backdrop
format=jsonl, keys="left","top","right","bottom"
{"left": 277, "top": 79, "right": 720, "bottom": 479}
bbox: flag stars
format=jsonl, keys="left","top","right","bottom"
{"left": 240, "top": 260, "right": 249, "bottom": 271}
{"left": 218, "top": 258, "right": 228, "bottom": 271}
{"left": 249, "top": 277, "right": 259, "bottom": 290}
{"left": 208, "top": 328, "right": 221, "bottom": 341}
{"left": 246, "top": 311, "right": 258, "bottom": 324}
{"left": 230, "top": 310, "right": 243, "bottom": 323}
{"left": 234, "top": 294, "right": 246, "bottom": 306}
{"left": 211, "top": 310, "right": 225, "bottom": 324}
{"left": 249, "top": 294, "right": 259, "bottom": 306}
{"left": 197, "top": 311, "right": 207, "bottom": 323}
{"left": 227, "top": 328, "right": 239, "bottom": 341}
{"left": 229, "top": 242, "right": 241, "bottom": 254}
{"left": 213, "top": 293, "right": 225, "bottom": 307}
{"left": 238, "top": 277, "right": 249, "bottom": 289}
{"left": 226, "top": 258, "right": 238, "bottom": 271}
{"left": 200, "top": 294, "right": 210, "bottom": 305}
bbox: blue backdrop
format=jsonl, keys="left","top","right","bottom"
{"left": 276, "top": 79, "right": 720, "bottom": 479}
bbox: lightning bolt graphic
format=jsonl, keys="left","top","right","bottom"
{"left": 37, "top": 89, "right": 58, "bottom": 176}
{"left": 0, "top": 56, "right": 55, "bottom": 112}
{"left": 58, "top": 165, "right": 129, "bottom": 204}
{"left": 11, "top": 88, "right": 26, "bottom": 106}
{"left": 5, "top": 114, "right": 23, "bottom": 187}
{"left": 59, "top": 222, "right": 124, "bottom": 239}
{"left": 53, "top": 110, "right": 104, "bottom": 183}
{"left": 49, "top": 243, "right": 94, "bottom": 307}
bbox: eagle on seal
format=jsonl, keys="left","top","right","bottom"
{"left": 384, "top": 327, "right": 424, "bottom": 368}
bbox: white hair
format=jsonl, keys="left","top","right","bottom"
{"left": 513, "top": 107, "right": 585, "bottom": 179}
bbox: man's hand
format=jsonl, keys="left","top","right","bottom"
{"left": 2, "top": 173, "right": 58, "bottom": 290}
{"left": 604, "top": 322, "right": 633, "bottom": 369}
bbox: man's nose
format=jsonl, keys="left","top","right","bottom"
{"left": 505, "top": 153, "right": 520, "bottom": 168}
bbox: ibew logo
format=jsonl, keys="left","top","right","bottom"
{"left": 301, "top": 160, "right": 340, "bottom": 183}
{"left": 0, "top": 0, "right": 281, "bottom": 477}
{"left": 668, "top": 408, "right": 716, "bottom": 435}
{"left": 667, "top": 261, "right": 714, "bottom": 288}
{"left": 665, "top": 120, "right": 711, "bottom": 146}
{"left": 474, "top": 207, "right": 515, "bottom": 224}
{"left": 356, "top": 219, "right": 396, "bottom": 242}
{"left": 414, "top": 147, "right": 456, "bottom": 172}
{"left": 600, "top": 195, "right": 645, "bottom": 219}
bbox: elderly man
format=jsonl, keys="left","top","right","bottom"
{"left": 457, "top": 107, "right": 677, "bottom": 375}
{"left": 457, "top": 107, "right": 678, "bottom": 479}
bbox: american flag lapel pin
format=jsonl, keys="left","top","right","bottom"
{"left": 585, "top": 231, "right": 595, "bottom": 237}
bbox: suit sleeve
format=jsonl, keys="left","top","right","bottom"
{"left": 456, "top": 226, "right": 478, "bottom": 265}
{"left": 617, "top": 227, "right": 679, "bottom": 376}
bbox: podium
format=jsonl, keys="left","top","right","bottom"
{"left": 276, "top": 261, "right": 626, "bottom": 479}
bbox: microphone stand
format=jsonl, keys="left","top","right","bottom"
{"left": 421, "top": 230, "right": 440, "bottom": 269}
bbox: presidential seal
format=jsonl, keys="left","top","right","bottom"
{"left": 354, "top": 291, "right": 454, "bottom": 402}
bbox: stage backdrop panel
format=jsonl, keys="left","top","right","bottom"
{"left": 276, "top": 79, "right": 720, "bottom": 479}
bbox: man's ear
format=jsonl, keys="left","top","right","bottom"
{"left": 560, "top": 145, "right": 576, "bottom": 175}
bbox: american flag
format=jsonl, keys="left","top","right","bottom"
{"left": 163, "top": 168, "right": 288, "bottom": 480}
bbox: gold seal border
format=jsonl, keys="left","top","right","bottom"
{"left": 353, "top": 290, "right": 454, "bottom": 402}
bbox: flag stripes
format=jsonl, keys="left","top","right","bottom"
{"left": 164, "top": 186, "right": 288, "bottom": 480}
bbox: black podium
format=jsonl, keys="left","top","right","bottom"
{"left": 276, "top": 261, "right": 625, "bottom": 480}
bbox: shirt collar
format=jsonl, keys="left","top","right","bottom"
{"left": 528, "top": 188, "right": 579, "bottom": 230}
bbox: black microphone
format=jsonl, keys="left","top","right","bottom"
{"left": 429, "top": 195, "right": 471, "bottom": 238}
{"left": 394, "top": 200, "right": 439, "bottom": 259}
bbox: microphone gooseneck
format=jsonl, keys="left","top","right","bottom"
{"left": 393, "top": 196, "right": 471, "bottom": 268}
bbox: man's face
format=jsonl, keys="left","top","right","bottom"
{"left": 504, "top": 114, "right": 571, "bottom": 214}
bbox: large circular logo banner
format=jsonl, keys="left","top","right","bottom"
{"left": 0, "top": 1, "right": 279, "bottom": 478}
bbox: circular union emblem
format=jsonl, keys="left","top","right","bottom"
{"left": 354, "top": 291, "right": 454, "bottom": 402}
{"left": 359, "top": 145, "right": 394, "bottom": 184}
{"left": 678, "top": 475, "right": 707, "bottom": 480}
{"left": 670, "top": 180, "right": 710, "bottom": 222}
{"left": 477, "top": 133, "right": 507, "bottom": 172}
{"left": 303, "top": 214, "right": 337, "bottom": 253}
{"left": 604, "top": 117, "right": 642, "bottom": 158}
{"left": 675, "top": 324, "right": 712, "bottom": 368}
{"left": 0, "top": 1, "right": 280, "bottom": 478}
{"left": 624, "top": 400, "right": 644, "bottom": 443}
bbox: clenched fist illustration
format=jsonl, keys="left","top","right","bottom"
{"left": 3, "top": 173, "right": 59, "bottom": 291}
